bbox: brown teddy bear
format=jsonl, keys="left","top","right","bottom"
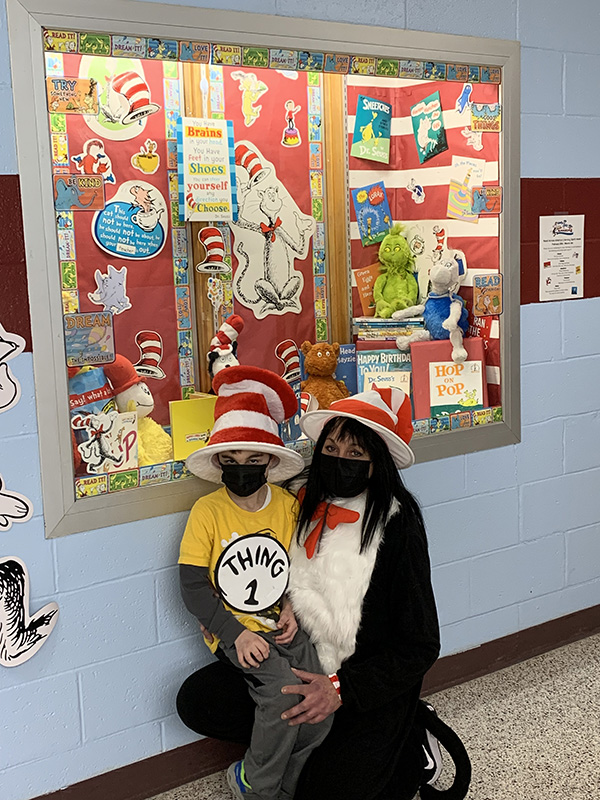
{"left": 300, "top": 341, "right": 350, "bottom": 409}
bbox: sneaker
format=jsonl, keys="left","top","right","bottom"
{"left": 421, "top": 703, "right": 443, "bottom": 785}
{"left": 227, "top": 760, "right": 252, "bottom": 798}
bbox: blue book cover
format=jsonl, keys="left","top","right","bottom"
{"left": 351, "top": 95, "right": 392, "bottom": 163}
{"left": 351, "top": 181, "right": 392, "bottom": 247}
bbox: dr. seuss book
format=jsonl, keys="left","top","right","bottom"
{"left": 428, "top": 360, "right": 484, "bottom": 417}
{"left": 410, "top": 338, "right": 488, "bottom": 420}
{"left": 357, "top": 349, "right": 412, "bottom": 399}
{"left": 353, "top": 262, "right": 381, "bottom": 315}
{"left": 410, "top": 91, "right": 448, "bottom": 164}
{"left": 351, "top": 95, "right": 392, "bottom": 164}
{"left": 351, "top": 182, "right": 392, "bottom": 247}
{"left": 447, "top": 156, "right": 485, "bottom": 223}
{"left": 169, "top": 395, "right": 217, "bottom": 461}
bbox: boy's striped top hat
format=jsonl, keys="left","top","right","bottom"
{"left": 186, "top": 365, "right": 304, "bottom": 483}
{"left": 208, "top": 315, "right": 244, "bottom": 357}
{"left": 274, "top": 339, "right": 301, "bottom": 384}
{"left": 234, "top": 142, "right": 270, "bottom": 185}
{"left": 196, "top": 227, "right": 228, "bottom": 273}
{"left": 300, "top": 384, "right": 415, "bottom": 469}
{"left": 134, "top": 330, "right": 165, "bottom": 380}
{"left": 110, "top": 71, "right": 160, "bottom": 125}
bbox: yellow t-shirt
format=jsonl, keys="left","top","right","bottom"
{"left": 179, "top": 484, "right": 298, "bottom": 652}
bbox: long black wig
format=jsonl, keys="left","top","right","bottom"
{"left": 295, "top": 416, "right": 426, "bottom": 553}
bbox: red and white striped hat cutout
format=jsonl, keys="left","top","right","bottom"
{"left": 300, "top": 392, "right": 318, "bottom": 415}
{"left": 134, "top": 330, "right": 166, "bottom": 380}
{"left": 185, "top": 365, "right": 304, "bottom": 484}
{"left": 300, "top": 384, "right": 415, "bottom": 469}
{"left": 209, "top": 315, "right": 244, "bottom": 356}
{"left": 234, "top": 143, "right": 270, "bottom": 185}
{"left": 110, "top": 71, "right": 160, "bottom": 125}
{"left": 274, "top": 339, "right": 301, "bottom": 384}
{"left": 196, "top": 227, "right": 228, "bottom": 273}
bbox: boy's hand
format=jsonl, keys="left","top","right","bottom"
{"left": 235, "top": 629, "right": 270, "bottom": 668}
{"left": 275, "top": 602, "right": 298, "bottom": 645}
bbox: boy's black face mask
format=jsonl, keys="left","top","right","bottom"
{"left": 219, "top": 462, "right": 268, "bottom": 497}
{"left": 318, "top": 454, "right": 371, "bottom": 498}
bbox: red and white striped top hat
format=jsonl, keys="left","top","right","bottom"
{"left": 110, "top": 71, "right": 160, "bottom": 125}
{"left": 234, "top": 142, "right": 270, "bottom": 185}
{"left": 196, "top": 227, "right": 228, "bottom": 273}
{"left": 300, "top": 384, "right": 415, "bottom": 469}
{"left": 186, "top": 365, "right": 305, "bottom": 483}
{"left": 208, "top": 315, "right": 244, "bottom": 357}
{"left": 274, "top": 339, "right": 301, "bottom": 384}
{"left": 134, "top": 330, "right": 166, "bottom": 380}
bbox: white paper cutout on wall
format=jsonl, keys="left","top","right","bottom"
{"left": 71, "top": 411, "right": 138, "bottom": 474}
{"left": 88, "top": 265, "right": 132, "bottom": 315}
{"left": 461, "top": 127, "right": 483, "bottom": 152}
{"left": 0, "top": 324, "right": 25, "bottom": 414}
{"left": 230, "top": 141, "right": 315, "bottom": 320}
{"left": 0, "top": 557, "right": 59, "bottom": 667}
{"left": 230, "top": 71, "right": 268, "bottom": 127}
{"left": 0, "top": 474, "right": 33, "bottom": 530}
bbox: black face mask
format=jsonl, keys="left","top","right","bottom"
{"left": 318, "top": 454, "right": 371, "bottom": 498}
{"left": 220, "top": 462, "right": 268, "bottom": 498}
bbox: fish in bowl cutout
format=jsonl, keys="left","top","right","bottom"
{"left": 230, "top": 141, "right": 315, "bottom": 320}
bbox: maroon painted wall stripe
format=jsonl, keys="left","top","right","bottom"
{"left": 1, "top": 173, "right": 597, "bottom": 357}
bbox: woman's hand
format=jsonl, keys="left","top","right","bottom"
{"left": 281, "top": 668, "right": 342, "bottom": 725}
{"left": 274, "top": 598, "right": 298, "bottom": 645}
{"left": 234, "top": 629, "right": 270, "bottom": 669}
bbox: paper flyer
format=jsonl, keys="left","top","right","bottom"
{"left": 539, "top": 215, "right": 584, "bottom": 301}
{"left": 350, "top": 95, "right": 392, "bottom": 164}
{"left": 410, "top": 91, "right": 448, "bottom": 164}
{"left": 351, "top": 182, "right": 392, "bottom": 247}
{"left": 177, "top": 117, "right": 237, "bottom": 221}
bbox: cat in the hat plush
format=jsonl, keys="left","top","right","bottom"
{"left": 179, "top": 365, "right": 331, "bottom": 800}
{"left": 207, "top": 314, "right": 244, "bottom": 378}
{"left": 104, "top": 355, "right": 173, "bottom": 466}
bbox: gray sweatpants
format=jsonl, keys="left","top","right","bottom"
{"left": 219, "top": 628, "right": 333, "bottom": 800}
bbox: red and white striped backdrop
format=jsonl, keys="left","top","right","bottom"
{"left": 346, "top": 75, "right": 501, "bottom": 406}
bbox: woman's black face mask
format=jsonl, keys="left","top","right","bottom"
{"left": 219, "top": 461, "right": 268, "bottom": 497}
{"left": 318, "top": 453, "right": 371, "bottom": 498}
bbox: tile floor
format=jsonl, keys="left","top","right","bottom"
{"left": 150, "top": 633, "right": 600, "bottom": 800}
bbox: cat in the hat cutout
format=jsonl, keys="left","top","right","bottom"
{"left": 0, "top": 557, "right": 59, "bottom": 667}
{"left": 207, "top": 314, "right": 244, "bottom": 378}
{"left": 0, "top": 322, "right": 25, "bottom": 414}
{"left": 230, "top": 140, "right": 315, "bottom": 320}
{"left": 79, "top": 57, "right": 157, "bottom": 142}
{"left": 71, "top": 411, "right": 131, "bottom": 474}
{"left": 133, "top": 331, "right": 166, "bottom": 380}
{"left": 196, "top": 227, "right": 229, "bottom": 274}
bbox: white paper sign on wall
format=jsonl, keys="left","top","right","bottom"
{"left": 0, "top": 322, "right": 25, "bottom": 414}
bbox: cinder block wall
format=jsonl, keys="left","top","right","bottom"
{"left": 1, "top": 1, "right": 599, "bottom": 799}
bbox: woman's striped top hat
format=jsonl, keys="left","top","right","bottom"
{"left": 186, "top": 365, "right": 304, "bottom": 484}
{"left": 234, "top": 142, "right": 270, "bottom": 185}
{"left": 300, "top": 384, "right": 415, "bottom": 469}
{"left": 196, "top": 227, "right": 228, "bottom": 273}
{"left": 133, "top": 330, "right": 165, "bottom": 380}
{"left": 110, "top": 71, "right": 160, "bottom": 125}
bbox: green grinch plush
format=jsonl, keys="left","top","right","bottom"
{"left": 373, "top": 224, "right": 419, "bottom": 318}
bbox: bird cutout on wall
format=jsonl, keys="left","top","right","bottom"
{"left": 0, "top": 474, "right": 33, "bottom": 530}
{"left": 0, "top": 321, "right": 25, "bottom": 414}
{"left": 0, "top": 557, "right": 59, "bottom": 667}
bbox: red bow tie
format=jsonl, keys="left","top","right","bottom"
{"left": 260, "top": 217, "right": 282, "bottom": 242}
{"left": 299, "top": 489, "right": 361, "bottom": 559}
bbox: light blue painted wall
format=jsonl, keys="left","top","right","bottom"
{"left": 1, "top": 1, "right": 599, "bottom": 798}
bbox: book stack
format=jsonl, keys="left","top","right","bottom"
{"left": 353, "top": 316, "right": 426, "bottom": 350}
